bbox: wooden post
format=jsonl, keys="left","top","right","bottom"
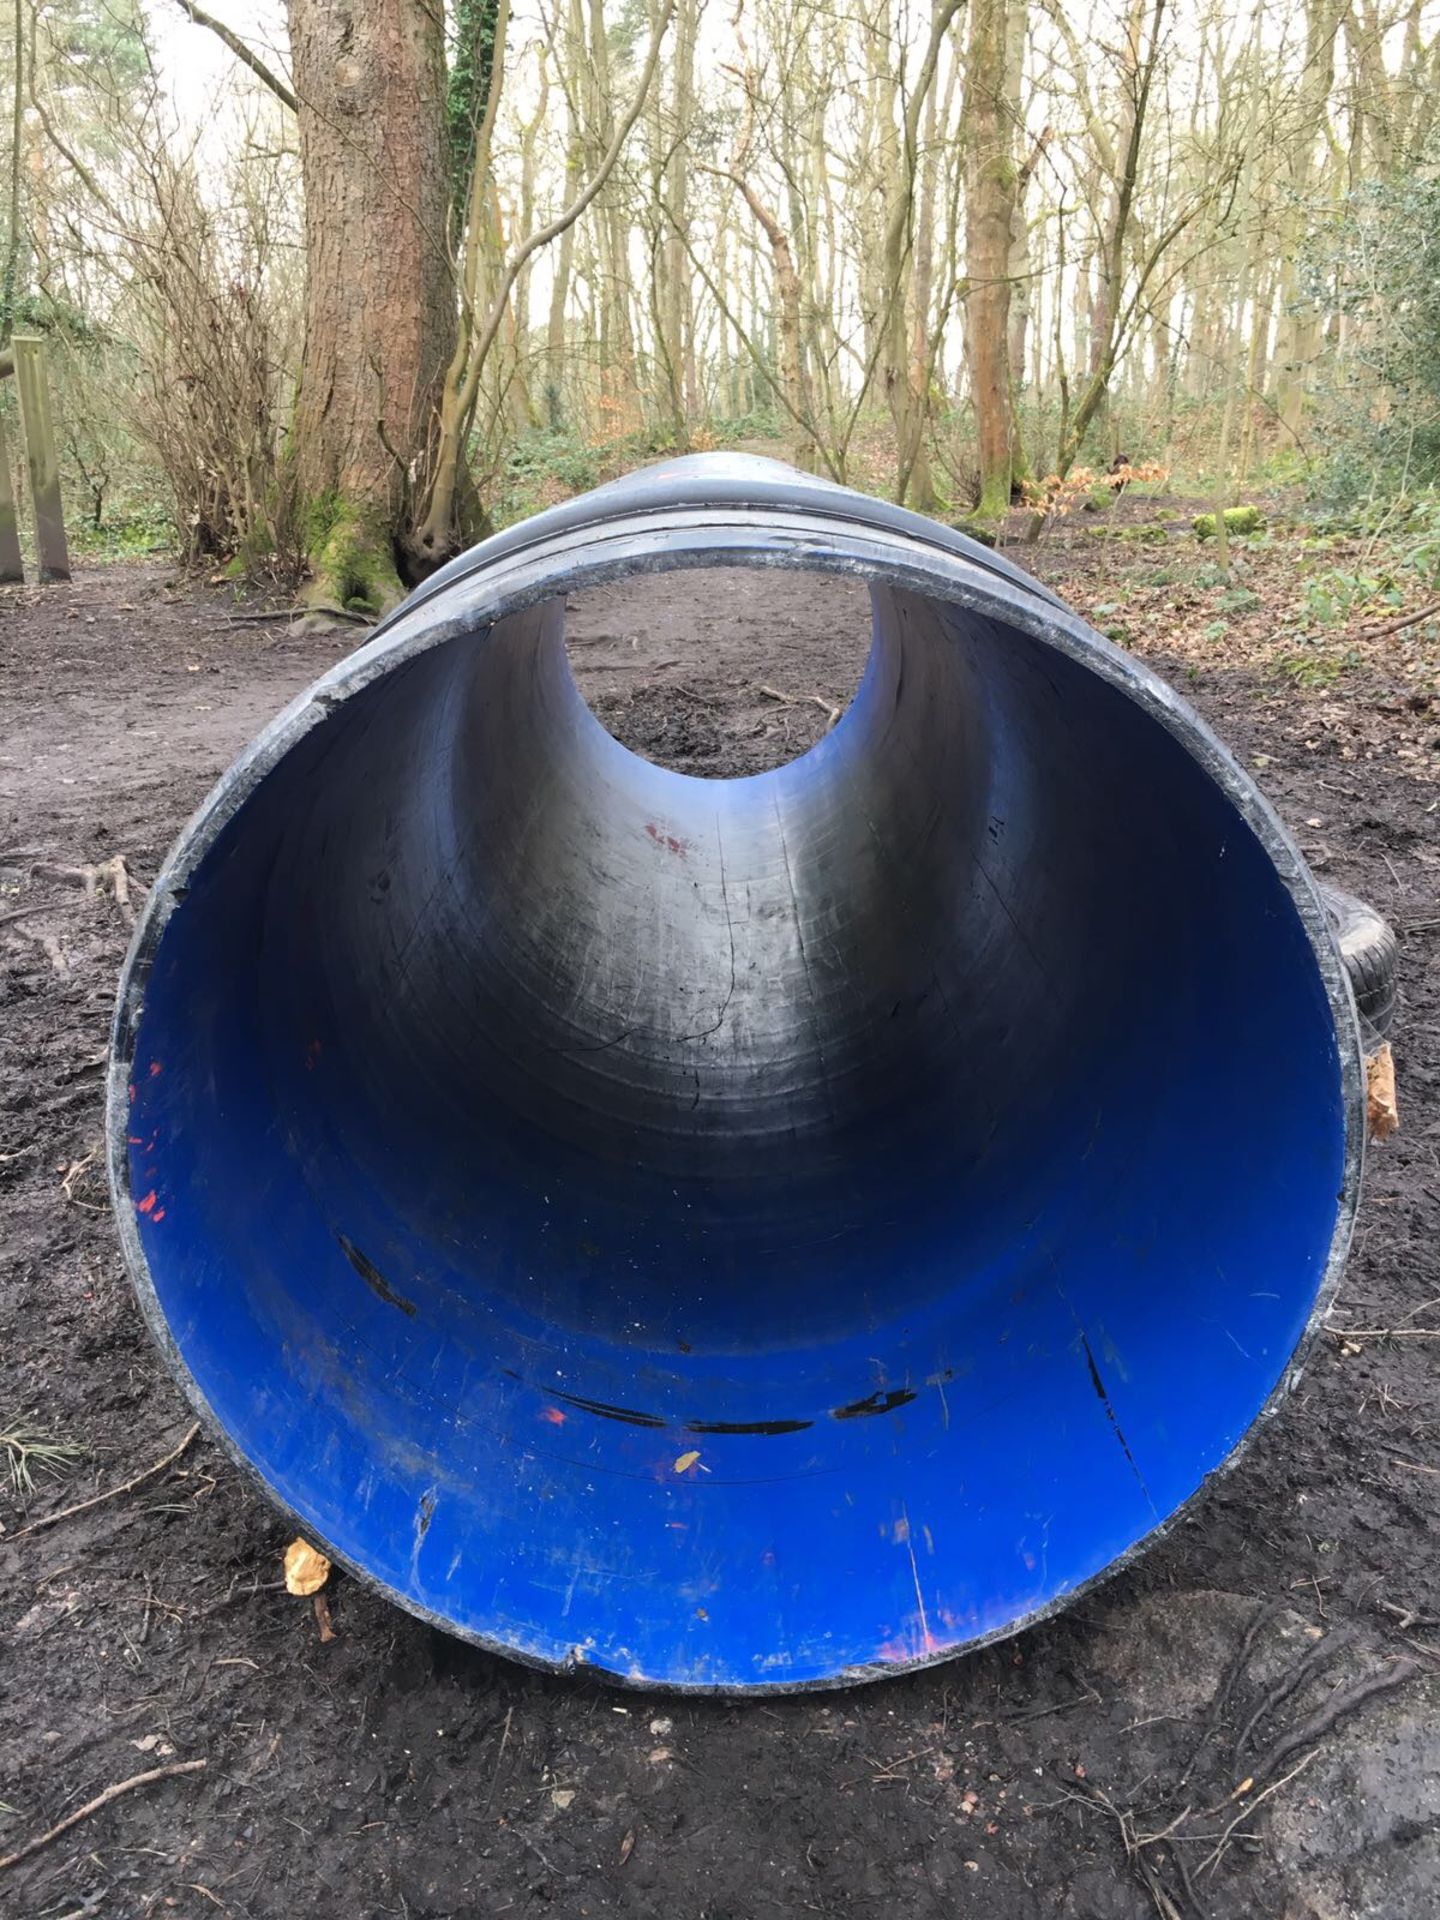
{"left": 11, "top": 334, "right": 71, "bottom": 583}
{"left": 0, "top": 410, "right": 24, "bottom": 583}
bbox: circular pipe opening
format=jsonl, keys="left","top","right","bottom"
{"left": 111, "top": 461, "right": 1361, "bottom": 1691}
{"left": 563, "top": 566, "right": 870, "bottom": 776}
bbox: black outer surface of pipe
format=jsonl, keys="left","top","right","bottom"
{"left": 110, "top": 456, "right": 1364, "bottom": 1692}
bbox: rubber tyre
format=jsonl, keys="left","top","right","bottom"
{"left": 1320, "top": 884, "right": 1398, "bottom": 1040}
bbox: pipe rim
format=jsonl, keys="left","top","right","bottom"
{"left": 107, "top": 484, "right": 1366, "bottom": 1693}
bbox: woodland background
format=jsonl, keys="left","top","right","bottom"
{"left": 2, "top": 0, "right": 1440, "bottom": 616}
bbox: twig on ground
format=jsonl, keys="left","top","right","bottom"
{"left": 1194, "top": 1752, "right": 1317, "bottom": 1878}
{"left": 483, "top": 1705, "right": 514, "bottom": 1817}
{"left": 1378, "top": 1599, "right": 1440, "bottom": 1632}
{"left": 1325, "top": 1325, "right": 1440, "bottom": 1341}
{"left": 759, "top": 684, "right": 844, "bottom": 728}
{"left": 1254, "top": 1659, "right": 1419, "bottom": 1781}
{"left": 0, "top": 1759, "right": 207, "bottom": 1872}
{"left": 60, "top": 1153, "right": 105, "bottom": 1213}
{"left": 223, "top": 605, "right": 374, "bottom": 628}
{"left": 1058, "top": 1773, "right": 1188, "bottom": 1920}
{"left": 10, "top": 1424, "right": 201, "bottom": 1539}
{"left": 1000, "top": 1684, "right": 1102, "bottom": 1725}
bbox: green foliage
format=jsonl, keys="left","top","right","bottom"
{"left": 446, "top": 0, "right": 503, "bottom": 219}
{"left": 1278, "top": 648, "right": 1359, "bottom": 689}
{"left": 1303, "top": 149, "right": 1440, "bottom": 500}
{"left": 1215, "top": 585, "right": 1261, "bottom": 614}
{"left": 495, "top": 429, "right": 602, "bottom": 525}
{"left": 707, "top": 406, "right": 784, "bottom": 443}
{"left": 69, "top": 502, "right": 173, "bottom": 560}
{"left": 1300, "top": 568, "right": 1401, "bottom": 626}
{"left": 1395, "top": 491, "right": 1440, "bottom": 583}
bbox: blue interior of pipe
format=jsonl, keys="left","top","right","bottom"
{"left": 123, "top": 567, "right": 1348, "bottom": 1687}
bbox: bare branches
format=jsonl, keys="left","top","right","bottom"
{"left": 171, "top": 3, "right": 298, "bottom": 115}
{"left": 416, "top": 0, "right": 677, "bottom": 554}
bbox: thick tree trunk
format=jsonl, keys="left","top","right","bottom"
{"left": 963, "top": 0, "right": 1016, "bottom": 519}
{"left": 287, "top": 0, "right": 453, "bottom": 612}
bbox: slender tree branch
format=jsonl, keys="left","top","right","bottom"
{"left": 171, "top": 2, "right": 298, "bottom": 114}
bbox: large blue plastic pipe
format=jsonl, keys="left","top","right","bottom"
{"left": 109, "top": 457, "right": 1363, "bottom": 1691}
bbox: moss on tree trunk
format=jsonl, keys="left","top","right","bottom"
{"left": 303, "top": 496, "right": 406, "bottom": 617}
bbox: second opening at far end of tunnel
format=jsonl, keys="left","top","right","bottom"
{"left": 562, "top": 566, "right": 872, "bottom": 777}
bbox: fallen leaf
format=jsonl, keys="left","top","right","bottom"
{"left": 648, "top": 1747, "right": 672, "bottom": 1764}
{"left": 619, "top": 1828, "right": 636, "bottom": 1866}
{"left": 673, "top": 1450, "right": 701, "bottom": 1474}
{"left": 284, "top": 1537, "right": 331, "bottom": 1596}
{"left": 1367, "top": 1043, "right": 1399, "bottom": 1142}
{"left": 131, "top": 1734, "right": 175, "bottom": 1756}
{"left": 551, "top": 1788, "right": 575, "bottom": 1810}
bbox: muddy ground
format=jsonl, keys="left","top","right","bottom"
{"left": 1, "top": 501, "right": 1438, "bottom": 1920}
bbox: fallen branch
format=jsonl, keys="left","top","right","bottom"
{"left": 10, "top": 1423, "right": 200, "bottom": 1539}
{"left": 1254, "top": 1658, "right": 1419, "bottom": 1781}
{"left": 1351, "top": 600, "right": 1440, "bottom": 642}
{"left": 0, "top": 1758, "right": 207, "bottom": 1872}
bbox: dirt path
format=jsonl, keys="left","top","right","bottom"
{"left": 1, "top": 540, "right": 1437, "bottom": 1920}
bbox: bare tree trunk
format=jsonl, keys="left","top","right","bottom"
{"left": 881, "top": 0, "right": 963, "bottom": 509}
{"left": 2, "top": 0, "right": 25, "bottom": 340}
{"left": 287, "top": 0, "right": 453, "bottom": 611}
{"left": 1054, "top": 0, "right": 1170, "bottom": 476}
{"left": 1275, "top": 0, "right": 1342, "bottom": 442}
{"left": 544, "top": 9, "right": 584, "bottom": 427}
{"left": 659, "top": 0, "right": 698, "bottom": 438}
